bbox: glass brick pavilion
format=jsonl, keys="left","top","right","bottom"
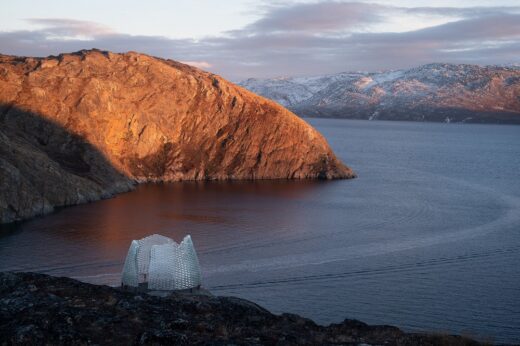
{"left": 121, "top": 234, "right": 202, "bottom": 291}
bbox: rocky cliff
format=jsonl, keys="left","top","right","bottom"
{"left": 239, "top": 63, "right": 520, "bottom": 124}
{"left": 0, "top": 49, "right": 354, "bottom": 224}
{"left": 0, "top": 272, "right": 481, "bottom": 345}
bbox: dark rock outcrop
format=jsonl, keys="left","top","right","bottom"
{"left": 0, "top": 272, "right": 481, "bottom": 345}
{"left": 0, "top": 49, "right": 354, "bottom": 223}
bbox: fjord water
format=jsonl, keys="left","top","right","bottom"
{"left": 1, "top": 119, "right": 519, "bottom": 343}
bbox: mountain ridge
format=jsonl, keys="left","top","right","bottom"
{"left": 239, "top": 63, "right": 520, "bottom": 124}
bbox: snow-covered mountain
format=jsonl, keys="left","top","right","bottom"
{"left": 239, "top": 63, "right": 520, "bottom": 124}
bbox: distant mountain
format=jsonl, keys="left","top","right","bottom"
{"left": 239, "top": 63, "right": 520, "bottom": 124}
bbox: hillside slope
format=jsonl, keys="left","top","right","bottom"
{"left": 0, "top": 49, "right": 354, "bottom": 223}
{"left": 0, "top": 272, "right": 481, "bottom": 345}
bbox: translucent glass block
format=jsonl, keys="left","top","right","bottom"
{"left": 136, "top": 234, "right": 173, "bottom": 283}
{"left": 121, "top": 240, "right": 139, "bottom": 287}
{"left": 121, "top": 234, "right": 202, "bottom": 290}
{"left": 148, "top": 244, "right": 177, "bottom": 290}
{"left": 173, "top": 235, "right": 202, "bottom": 290}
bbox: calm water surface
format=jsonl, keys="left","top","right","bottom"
{"left": 1, "top": 119, "right": 519, "bottom": 344}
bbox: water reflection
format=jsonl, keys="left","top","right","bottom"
{"left": 0, "top": 179, "right": 328, "bottom": 277}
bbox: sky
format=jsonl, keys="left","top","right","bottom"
{"left": 0, "top": 0, "right": 519, "bottom": 80}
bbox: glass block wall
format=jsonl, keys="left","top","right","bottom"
{"left": 121, "top": 234, "right": 202, "bottom": 290}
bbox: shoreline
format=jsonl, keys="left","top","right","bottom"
{"left": 0, "top": 178, "right": 353, "bottom": 226}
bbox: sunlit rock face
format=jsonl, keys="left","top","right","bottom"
{"left": 0, "top": 49, "right": 354, "bottom": 223}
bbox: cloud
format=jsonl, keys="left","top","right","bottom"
{"left": 26, "top": 18, "right": 114, "bottom": 38}
{"left": 245, "top": 2, "right": 385, "bottom": 33}
{"left": 179, "top": 61, "right": 213, "bottom": 69}
{"left": 0, "top": 3, "right": 519, "bottom": 80}
{"left": 242, "top": 2, "right": 520, "bottom": 34}
{"left": 402, "top": 5, "right": 520, "bottom": 17}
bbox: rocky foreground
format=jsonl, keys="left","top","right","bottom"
{"left": 0, "top": 272, "right": 482, "bottom": 346}
{"left": 0, "top": 49, "right": 354, "bottom": 224}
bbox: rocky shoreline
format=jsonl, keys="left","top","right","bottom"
{"left": 0, "top": 272, "right": 483, "bottom": 345}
